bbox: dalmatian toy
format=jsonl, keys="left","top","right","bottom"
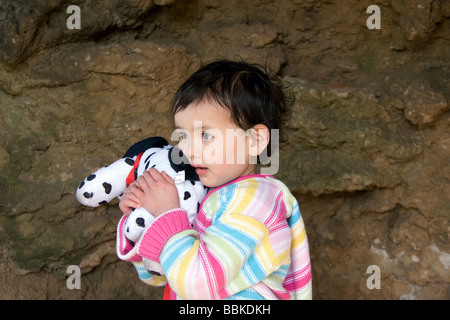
{"left": 76, "top": 136, "right": 207, "bottom": 276}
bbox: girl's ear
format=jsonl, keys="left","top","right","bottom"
{"left": 248, "top": 124, "right": 270, "bottom": 157}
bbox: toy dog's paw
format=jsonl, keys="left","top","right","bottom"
{"left": 143, "top": 258, "right": 164, "bottom": 276}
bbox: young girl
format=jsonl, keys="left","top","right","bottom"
{"left": 118, "top": 60, "right": 312, "bottom": 300}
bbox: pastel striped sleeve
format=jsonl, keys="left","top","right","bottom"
{"left": 137, "top": 181, "right": 286, "bottom": 299}
{"left": 131, "top": 261, "right": 167, "bottom": 287}
{"left": 268, "top": 177, "right": 312, "bottom": 299}
{"left": 283, "top": 201, "right": 312, "bottom": 299}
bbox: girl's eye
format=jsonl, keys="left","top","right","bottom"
{"left": 176, "top": 131, "right": 188, "bottom": 141}
{"left": 202, "top": 132, "right": 214, "bottom": 141}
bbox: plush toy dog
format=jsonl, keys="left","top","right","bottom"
{"left": 76, "top": 137, "right": 207, "bottom": 276}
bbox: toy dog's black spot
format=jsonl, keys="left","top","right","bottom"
{"left": 87, "top": 174, "right": 96, "bottom": 181}
{"left": 99, "top": 201, "right": 107, "bottom": 205}
{"left": 83, "top": 192, "right": 93, "bottom": 199}
{"left": 144, "top": 152, "right": 156, "bottom": 164}
{"left": 78, "top": 181, "right": 85, "bottom": 189}
{"left": 145, "top": 162, "right": 157, "bottom": 170}
{"left": 125, "top": 158, "right": 135, "bottom": 166}
{"left": 168, "top": 147, "right": 199, "bottom": 182}
{"left": 149, "top": 270, "right": 162, "bottom": 276}
{"left": 103, "top": 182, "right": 112, "bottom": 194}
{"left": 184, "top": 191, "right": 191, "bottom": 200}
{"left": 136, "top": 217, "right": 145, "bottom": 227}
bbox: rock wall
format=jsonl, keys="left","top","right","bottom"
{"left": 0, "top": 0, "right": 448, "bottom": 299}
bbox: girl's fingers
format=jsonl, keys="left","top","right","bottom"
{"left": 119, "top": 196, "right": 141, "bottom": 215}
{"left": 161, "top": 171, "right": 175, "bottom": 185}
{"left": 134, "top": 179, "right": 145, "bottom": 193}
{"left": 139, "top": 171, "right": 155, "bottom": 189}
{"left": 148, "top": 168, "right": 164, "bottom": 182}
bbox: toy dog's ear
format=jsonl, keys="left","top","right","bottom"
{"left": 123, "top": 137, "right": 169, "bottom": 158}
{"left": 168, "top": 146, "right": 199, "bottom": 182}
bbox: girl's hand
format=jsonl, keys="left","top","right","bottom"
{"left": 119, "top": 182, "right": 143, "bottom": 216}
{"left": 134, "top": 168, "right": 180, "bottom": 217}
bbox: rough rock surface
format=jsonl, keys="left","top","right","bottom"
{"left": 0, "top": 0, "right": 448, "bottom": 299}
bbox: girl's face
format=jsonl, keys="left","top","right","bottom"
{"left": 173, "top": 100, "right": 257, "bottom": 188}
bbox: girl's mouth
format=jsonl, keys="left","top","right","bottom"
{"left": 194, "top": 166, "right": 208, "bottom": 176}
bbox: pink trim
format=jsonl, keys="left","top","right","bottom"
{"left": 136, "top": 209, "right": 192, "bottom": 262}
{"left": 116, "top": 215, "right": 142, "bottom": 262}
{"left": 220, "top": 173, "right": 274, "bottom": 188}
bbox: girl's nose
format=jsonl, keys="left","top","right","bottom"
{"left": 177, "top": 138, "right": 202, "bottom": 165}
{"left": 177, "top": 138, "right": 190, "bottom": 159}
{"left": 187, "top": 140, "right": 205, "bottom": 165}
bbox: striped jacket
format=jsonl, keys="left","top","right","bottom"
{"left": 117, "top": 174, "right": 312, "bottom": 299}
